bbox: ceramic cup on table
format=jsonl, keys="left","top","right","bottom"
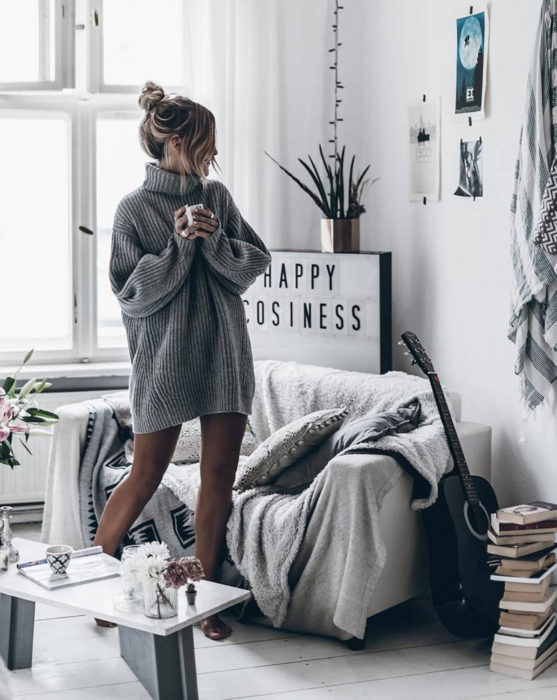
{"left": 45, "top": 545, "right": 73, "bottom": 577}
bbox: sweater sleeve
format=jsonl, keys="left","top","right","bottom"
{"left": 199, "top": 186, "right": 272, "bottom": 295}
{"left": 109, "top": 203, "right": 197, "bottom": 318}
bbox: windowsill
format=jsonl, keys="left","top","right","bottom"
{"left": 0, "top": 361, "right": 131, "bottom": 392}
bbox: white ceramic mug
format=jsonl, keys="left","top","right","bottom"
{"left": 45, "top": 545, "right": 73, "bottom": 577}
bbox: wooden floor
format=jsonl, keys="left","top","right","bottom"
{"left": 6, "top": 524, "right": 557, "bottom": 699}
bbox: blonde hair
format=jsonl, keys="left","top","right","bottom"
{"left": 138, "top": 81, "right": 221, "bottom": 194}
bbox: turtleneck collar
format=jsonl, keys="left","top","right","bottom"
{"left": 142, "top": 161, "right": 202, "bottom": 196}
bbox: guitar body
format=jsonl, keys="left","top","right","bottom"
{"left": 422, "top": 473, "right": 504, "bottom": 637}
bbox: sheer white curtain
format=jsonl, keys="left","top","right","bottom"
{"left": 184, "top": 0, "right": 332, "bottom": 250}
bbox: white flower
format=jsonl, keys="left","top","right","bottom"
{"left": 120, "top": 541, "right": 170, "bottom": 586}
{"left": 139, "top": 541, "right": 170, "bottom": 560}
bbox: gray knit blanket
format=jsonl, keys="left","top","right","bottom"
{"left": 508, "top": 0, "right": 557, "bottom": 410}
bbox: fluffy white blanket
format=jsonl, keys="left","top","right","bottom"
{"left": 162, "top": 361, "right": 451, "bottom": 636}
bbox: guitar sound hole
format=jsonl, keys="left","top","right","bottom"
{"left": 463, "top": 501, "right": 489, "bottom": 542}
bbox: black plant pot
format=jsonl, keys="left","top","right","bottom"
{"left": 186, "top": 589, "right": 197, "bottom": 605}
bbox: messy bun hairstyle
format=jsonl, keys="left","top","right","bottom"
{"left": 138, "top": 81, "right": 220, "bottom": 194}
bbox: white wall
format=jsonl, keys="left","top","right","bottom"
{"left": 228, "top": 0, "right": 555, "bottom": 505}
{"left": 334, "top": 0, "right": 556, "bottom": 505}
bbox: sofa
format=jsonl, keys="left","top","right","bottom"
{"left": 41, "top": 359, "right": 491, "bottom": 642}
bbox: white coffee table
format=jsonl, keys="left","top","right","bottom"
{"left": 0, "top": 537, "right": 251, "bottom": 699}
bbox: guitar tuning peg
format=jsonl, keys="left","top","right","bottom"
{"left": 397, "top": 340, "right": 404, "bottom": 346}
{"left": 411, "top": 359, "right": 417, "bottom": 365}
{"left": 403, "top": 351, "right": 410, "bottom": 356}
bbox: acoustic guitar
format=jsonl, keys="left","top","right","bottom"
{"left": 400, "top": 330, "right": 503, "bottom": 637}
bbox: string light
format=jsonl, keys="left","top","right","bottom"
{"left": 329, "top": 0, "right": 344, "bottom": 162}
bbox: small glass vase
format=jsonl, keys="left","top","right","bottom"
{"left": 0, "top": 506, "right": 18, "bottom": 563}
{"left": 143, "top": 581, "right": 178, "bottom": 619}
{"left": 114, "top": 545, "right": 143, "bottom": 611}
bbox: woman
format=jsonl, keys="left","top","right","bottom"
{"left": 93, "top": 81, "right": 272, "bottom": 640}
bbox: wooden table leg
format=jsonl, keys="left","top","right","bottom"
{"left": 0, "top": 593, "right": 35, "bottom": 670}
{"left": 119, "top": 625, "right": 199, "bottom": 700}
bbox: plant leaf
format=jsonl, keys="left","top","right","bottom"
{"left": 307, "top": 154, "right": 332, "bottom": 218}
{"left": 298, "top": 157, "right": 331, "bottom": 217}
{"left": 2, "top": 376, "right": 15, "bottom": 394}
{"left": 26, "top": 407, "right": 59, "bottom": 420}
{"left": 356, "top": 163, "right": 372, "bottom": 188}
{"left": 264, "top": 151, "right": 330, "bottom": 216}
{"left": 318, "top": 144, "right": 335, "bottom": 216}
{"left": 348, "top": 154, "right": 355, "bottom": 204}
{"left": 17, "top": 438, "right": 33, "bottom": 456}
{"left": 338, "top": 145, "right": 346, "bottom": 217}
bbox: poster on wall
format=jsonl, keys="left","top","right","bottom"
{"left": 454, "top": 137, "right": 483, "bottom": 199}
{"left": 408, "top": 98, "right": 441, "bottom": 201}
{"left": 455, "top": 4, "right": 489, "bottom": 118}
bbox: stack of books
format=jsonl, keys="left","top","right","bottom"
{"left": 489, "top": 502, "right": 557, "bottom": 679}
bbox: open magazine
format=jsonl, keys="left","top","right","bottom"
{"left": 18, "top": 552, "right": 120, "bottom": 590}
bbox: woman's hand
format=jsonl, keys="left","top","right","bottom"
{"left": 184, "top": 207, "right": 220, "bottom": 240}
{"left": 174, "top": 206, "right": 191, "bottom": 238}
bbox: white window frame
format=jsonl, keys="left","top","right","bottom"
{"left": 86, "top": 0, "right": 186, "bottom": 95}
{"left": 0, "top": 0, "right": 190, "bottom": 369}
{"left": 0, "top": 91, "right": 139, "bottom": 367}
{"left": 90, "top": 99, "right": 144, "bottom": 361}
{"left": 0, "top": 0, "right": 75, "bottom": 92}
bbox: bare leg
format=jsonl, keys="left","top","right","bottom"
{"left": 92, "top": 423, "right": 182, "bottom": 626}
{"left": 195, "top": 412, "right": 247, "bottom": 641}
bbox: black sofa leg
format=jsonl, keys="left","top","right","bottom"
{"left": 346, "top": 636, "right": 365, "bottom": 651}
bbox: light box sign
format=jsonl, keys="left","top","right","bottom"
{"left": 242, "top": 250, "right": 391, "bottom": 373}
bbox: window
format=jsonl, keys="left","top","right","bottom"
{"left": 0, "top": 0, "right": 189, "bottom": 366}
{"left": 0, "top": 1, "right": 74, "bottom": 91}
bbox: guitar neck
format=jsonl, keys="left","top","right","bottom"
{"left": 428, "top": 372, "right": 479, "bottom": 504}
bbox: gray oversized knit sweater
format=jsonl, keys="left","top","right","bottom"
{"left": 109, "top": 161, "right": 272, "bottom": 434}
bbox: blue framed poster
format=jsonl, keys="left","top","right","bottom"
{"left": 455, "top": 5, "right": 489, "bottom": 118}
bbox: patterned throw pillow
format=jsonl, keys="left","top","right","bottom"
{"left": 233, "top": 406, "right": 349, "bottom": 492}
{"left": 274, "top": 399, "right": 422, "bottom": 491}
{"left": 124, "top": 415, "right": 258, "bottom": 465}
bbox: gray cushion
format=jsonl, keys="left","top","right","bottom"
{"left": 273, "top": 399, "right": 422, "bottom": 491}
{"left": 233, "top": 406, "right": 349, "bottom": 492}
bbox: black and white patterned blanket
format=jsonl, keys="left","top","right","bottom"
{"left": 77, "top": 399, "right": 250, "bottom": 614}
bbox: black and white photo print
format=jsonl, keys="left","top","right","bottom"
{"left": 454, "top": 137, "right": 483, "bottom": 199}
{"left": 408, "top": 98, "right": 441, "bottom": 201}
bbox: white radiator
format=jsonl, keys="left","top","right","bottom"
{"left": 0, "top": 390, "right": 107, "bottom": 506}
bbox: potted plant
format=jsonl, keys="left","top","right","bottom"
{"left": 164, "top": 555, "right": 205, "bottom": 605}
{"left": 181, "top": 556, "right": 205, "bottom": 605}
{"left": 1, "top": 348, "right": 59, "bottom": 468}
{"left": 265, "top": 145, "right": 376, "bottom": 253}
{"left": 0, "top": 348, "right": 59, "bottom": 563}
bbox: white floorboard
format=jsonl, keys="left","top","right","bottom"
{"left": 6, "top": 524, "right": 557, "bottom": 700}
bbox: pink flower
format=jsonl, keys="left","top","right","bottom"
{"left": 162, "top": 556, "right": 205, "bottom": 589}
{"left": 178, "top": 556, "right": 205, "bottom": 582}
{"left": 163, "top": 560, "right": 190, "bottom": 589}
{"left": 0, "top": 395, "right": 15, "bottom": 423}
{"left": 0, "top": 395, "right": 26, "bottom": 443}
